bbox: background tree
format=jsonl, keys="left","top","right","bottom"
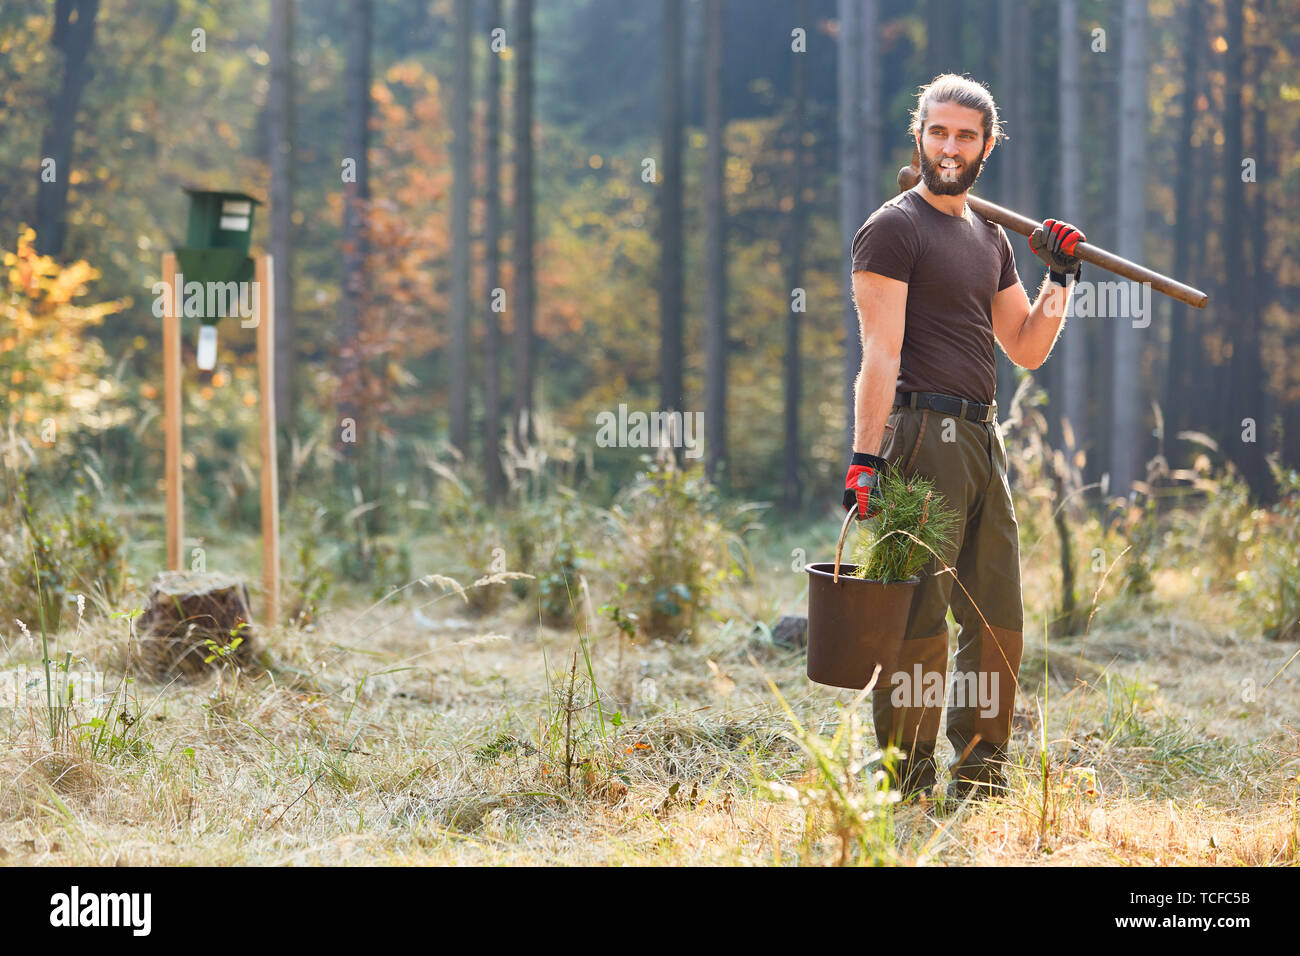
{"left": 269, "top": 0, "right": 296, "bottom": 439}
{"left": 1109, "top": 0, "right": 1146, "bottom": 500}
{"left": 1054, "top": 0, "right": 1085, "bottom": 460}
{"left": 450, "top": 0, "right": 472, "bottom": 458}
{"left": 704, "top": 0, "right": 727, "bottom": 485}
{"left": 659, "top": 0, "right": 685, "bottom": 454}
{"left": 512, "top": 0, "right": 536, "bottom": 452}
{"left": 782, "top": 0, "right": 810, "bottom": 510}
{"left": 340, "top": 0, "right": 373, "bottom": 522}
{"left": 34, "top": 0, "right": 101, "bottom": 257}
{"left": 482, "top": 0, "right": 506, "bottom": 503}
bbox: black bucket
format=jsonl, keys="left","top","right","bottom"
{"left": 806, "top": 509, "right": 919, "bottom": 690}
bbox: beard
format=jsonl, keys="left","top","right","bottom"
{"left": 918, "top": 146, "right": 985, "bottom": 196}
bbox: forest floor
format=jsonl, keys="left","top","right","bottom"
{"left": 2, "top": 519, "right": 1298, "bottom": 867}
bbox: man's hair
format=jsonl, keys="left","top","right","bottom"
{"left": 908, "top": 74, "right": 1005, "bottom": 146}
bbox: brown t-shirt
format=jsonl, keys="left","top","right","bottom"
{"left": 851, "top": 187, "right": 1021, "bottom": 406}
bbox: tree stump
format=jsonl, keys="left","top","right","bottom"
{"left": 771, "top": 615, "right": 809, "bottom": 649}
{"left": 137, "top": 571, "right": 262, "bottom": 680}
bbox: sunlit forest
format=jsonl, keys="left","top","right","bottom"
{"left": 0, "top": 0, "right": 1297, "bottom": 868}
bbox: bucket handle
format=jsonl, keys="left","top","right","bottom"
{"left": 832, "top": 506, "right": 857, "bottom": 584}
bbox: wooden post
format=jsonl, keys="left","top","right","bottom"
{"left": 256, "top": 253, "right": 281, "bottom": 625}
{"left": 162, "top": 252, "right": 183, "bottom": 571}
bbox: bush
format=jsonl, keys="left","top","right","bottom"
{"left": 1238, "top": 455, "right": 1300, "bottom": 641}
{"left": 285, "top": 502, "right": 335, "bottom": 627}
{"left": 602, "top": 451, "right": 758, "bottom": 642}
{"left": 1, "top": 479, "right": 125, "bottom": 630}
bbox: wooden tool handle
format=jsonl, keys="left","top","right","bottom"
{"left": 896, "top": 164, "right": 1209, "bottom": 309}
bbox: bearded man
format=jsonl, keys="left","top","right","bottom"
{"left": 843, "top": 74, "right": 1086, "bottom": 801}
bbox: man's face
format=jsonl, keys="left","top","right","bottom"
{"left": 915, "top": 100, "right": 994, "bottom": 196}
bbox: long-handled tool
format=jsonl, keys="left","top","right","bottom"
{"left": 897, "top": 154, "right": 1208, "bottom": 308}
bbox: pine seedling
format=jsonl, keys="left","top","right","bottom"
{"left": 849, "top": 473, "right": 959, "bottom": 584}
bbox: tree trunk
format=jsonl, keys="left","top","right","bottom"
{"left": 659, "top": 0, "right": 685, "bottom": 458}
{"left": 511, "top": 0, "right": 536, "bottom": 451}
{"left": 1224, "top": 0, "right": 1267, "bottom": 494}
{"left": 860, "top": 0, "right": 879, "bottom": 219}
{"left": 269, "top": 0, "right": 296, "bottom": 440}
{"left": 1162, "top": 0, "right": 1201, "bottom": 467}
{"left": 451, "top": 0, "right": 473, "bottom": 458}
{"left": 996, "top": 0, "right": 1030, "bottom": 417}
{"left": 1109, "top": 0, "right": 1146, "bottom": 500}
{"left": 340, "top": 0, "right": 371, "bottom": 451}
{"left": 838, "top": 0, "right": 864, "bottom": 452}
{"left": 1249, "top": 7, "right": 1276, "bottom": 486}
{"left": 782, "top": 0, "right": 809, "bottom": 512}
{"left": 703, "top": 0, "right": 727, "bottom": 485}
{"left": 1056, "top": 0, "right": 1085, "bottom": 462}
{"left": 34, "top": 0, "right": 100, "bottom": 257}
{"left": 925, "top": 0, "right": 961, "bottom": 80}
{"left": 138, "top": 571, "right": 261, "bottom": 681}
{"left": 483, "top": 0, "right": 506, "bottom": 503}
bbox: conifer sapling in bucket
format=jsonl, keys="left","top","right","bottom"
{"left": 805, "top": 472, "right": 958, "bottom": 689}
{"left": 850, "top": 473, "right": 959, "bottom": 584}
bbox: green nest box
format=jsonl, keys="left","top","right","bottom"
{"left": 176, "top": 187, "right": 263, "bottom": 324}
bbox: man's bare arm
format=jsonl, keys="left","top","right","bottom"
{"left": 991, "top": 274, "right": 1072, "bottom": 370}
{"left": 851, "top": 270, "right": 907, "bottom": 455}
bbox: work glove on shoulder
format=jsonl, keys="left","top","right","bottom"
{"left": 1029, "top": 218, "right": 1086, "bottom": 285}
{"left": 843, "top": 451, "right": 889, "bottom": 521}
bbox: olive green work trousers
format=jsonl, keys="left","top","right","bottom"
{"left": 871, "top": 399, "right": 1025, "bottom": 778}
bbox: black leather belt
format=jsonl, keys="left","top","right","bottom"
{"left": 894, "top": 390, "right": 997, "bottom": 424}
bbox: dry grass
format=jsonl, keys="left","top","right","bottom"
{"left": 1, "top": 519, "right": 1297, "bottom": 868}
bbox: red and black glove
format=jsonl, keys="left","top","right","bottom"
{"left": 843, "top": 452, "right": 889, "bottom": 520}
{"left": 1029, "top": 218, "right": 1086, "bottom": 286}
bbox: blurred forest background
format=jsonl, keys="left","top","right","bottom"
{"left": 0, "top": 0, "right": 1296, "bottom": 610}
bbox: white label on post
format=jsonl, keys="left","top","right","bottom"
{"left": 219, "top": 214, "right": 250, "bottom": 232}
{"left": 196, "top": 324, "right": 218, "bottom": 371}
{"left": 222, "top": 199, "right": 252, "bottom": 216}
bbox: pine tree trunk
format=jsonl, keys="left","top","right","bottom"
{"left": 1163, "top": 0, "right": 1201, "bottom": 467}
{"left": 451, "top": 0, "right": 473, "bottom": 459}
{"left": 1057, "top": 0, "right": 1086, "bottom": 462}
{"left": 782, "top": 0, "right": 809, "bottom": 511}
{"left": 269, "top": 0, "right": 296, "bottom": 439}
{"left": 1249, "top": 8, "right": 1276, "bottom": 486}
{"left": 704, "top": 0, "right": 727, "bottom": 485}
{"left": 659, "top": 0, "right": 685, "bottom": 458}
{"left": 996, "top": 0, "right": 1030, "bottom": 416}
{"left": 1223, "top": 0, "right": 1267, "bottom": 494}
{"left": 34, "top": 0, "right": 100, "bottom": 257}
{"left": 483, "top": 0, "right": 506, "bottom": 503}
{"left": 511, "top": 0, "right": 536, "bottom": 451}
{"left": 838, "top": 0, "right": 864, "bottom": 452}
{"left": 340, "top": 0, "right": 372, "bottom": 506}
{"left": 1109, "top": 0, "right": 1146, "bottom": 499}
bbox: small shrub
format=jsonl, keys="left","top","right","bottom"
{"left": 285, "top": 503, "right": 335, "bottom": 627}
{"left": 1238, "top": 455, "right": 1300, "bottom": 641}
{"left": 538, "top": 538, "right": 581, "bottom": 626}
{"left": 602, "top": 451, "right": 758, "bottom": 642}
{"left": 1, "top": 479, "right": 125, "bottom": 629}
